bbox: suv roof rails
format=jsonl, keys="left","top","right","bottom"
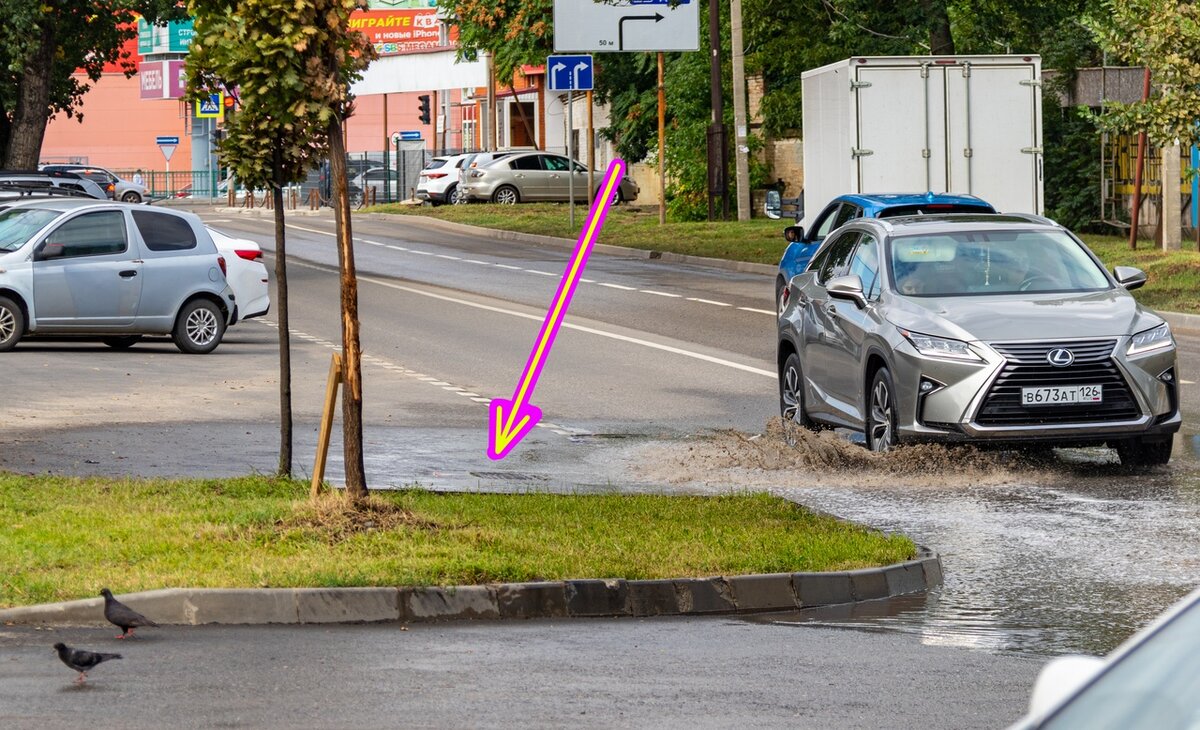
{"left": 0, "top": 181, "right": 96, "bottom": 199}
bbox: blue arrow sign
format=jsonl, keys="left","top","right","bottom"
{"left": 156, "top": 136, "right": 180, "bottom": 145}
{"left": 398, "top": 130, "right": 423, "bottom": 141}
{"left": 547, "top": 54, "right": 594, "bottom": 92}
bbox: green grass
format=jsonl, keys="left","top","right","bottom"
{"left": 0, "top": 474, "right": 915, "bottom": 607}
{"left": 369, "top": 204, "right": 1200, "bottom": 312}
{"left": 368, "top": 202, "right": 787, "bottom": 264}
{"left": 1079, "top": 233, "right": 1200, "bottom": 313}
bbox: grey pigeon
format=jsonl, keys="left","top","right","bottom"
{"left": 53, "top": 642, "right": 121, "bottom": 684}
{"left": 100, "top": 588, "right": 159, "bottom": 639}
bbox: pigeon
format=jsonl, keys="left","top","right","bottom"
{"left": 53, "top": 642, "right": 121, "bottom": 684}
{"left": 100, "top": 588, "right": 159, "bottom": 639}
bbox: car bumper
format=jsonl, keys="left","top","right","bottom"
{"left": 892, "top": 337, "right": 1180, "bottom": 446}
{"left": 461, "top": 181, "right": 499, "bottom": 201}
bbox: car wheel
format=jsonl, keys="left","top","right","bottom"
{"left": 776, "top": 276, "right": 789, "bottom": 316}
{"left": 595, "top": 186, "right": 623, "bottom": 206}
{"left": 173, "top": 299, "right": 225, "bottom": 354}
{"left": 452, "top": 186, "right": 469, "bottom": 205}
{"left": 779, "top": 352, "right": 819, "bottom": 431}
{"left": 0, "top": 295, "right": 24, "bottom": 352}
{"left": 1115, "top": 436, "right": 1173, "bottom": 467}
{"left": 491, "top": 185, "right": 520, "bottom": 205}
{"left": 102, "top": 335, "right": 141, "bottom": 349}
{"left": 121, "top": 191, "right": 143, "bottom": 204}
{"left": 438, "top": 184, "right": 458, "bottom": 207}
{"left": 866, "top": 366, "right": 899, "bottom": 452}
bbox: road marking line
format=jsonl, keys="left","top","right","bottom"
{"left": 388, "top": 245, "right": 409, "bottom": 251}
{"left": 286, "top": 259, "right": 775, "bottom": 378}
{"left": 1182, "top": 379, "right": 1196, "bottom": 385}
{"left": 581, "top": 278, "right": 596, "bottom": 283}
{"left": 738, "top": 306, "right": 775, "bottom": 315}
{"left": 464, "top": 259, "right": 490, "bottom": 265}
{"left": 641, "top": 290, "right": 681, "bottom": 298}
{"left": 687, "top": 297, "right": 731, "bottom": 307}
{"left": 495, "top": 264, "right": 522, "bottom": 270}
{"left": 410, "top": 250, "right": 433, "bottom": 256}
{"left": 362, "top": 240, "right": 386, "bottom": 246}
{"left": 436, "top": 254, "right": 461, "bottom": 260}
{"left": 525, "top": 269, "right": 557, "bottom": 276}
{"left": 598, "top": 282, "right": 636, "bottom": 291}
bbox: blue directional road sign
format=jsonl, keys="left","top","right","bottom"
{"left": 397, "top": 131, "right": 423, "bottom": 141}
{"left": 156, "top": 136, "right": 180, "bottom": 145}
{"left": 547, "top": 54, "right": 594, "bottom": 92}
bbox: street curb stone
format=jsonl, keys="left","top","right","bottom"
{"left": 0, "top": 550, "right": 942, "bottom": 627}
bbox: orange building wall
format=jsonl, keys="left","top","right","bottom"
{"left": 42, "top": 73, "right": 193, "bottom": 174}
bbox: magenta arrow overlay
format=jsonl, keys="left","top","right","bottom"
{"left": 487, "top": 158, "right": 627, "bottom": 460}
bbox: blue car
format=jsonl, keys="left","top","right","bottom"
{"left": 773, "top": 192, "right": 995, "bottom": 314}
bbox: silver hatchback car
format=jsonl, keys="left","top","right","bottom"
{"left": 0, "top": 199, "right": 236, "bottom": 353}
{"left": 777, "top": 214, "right": 1180, "bottom": 466}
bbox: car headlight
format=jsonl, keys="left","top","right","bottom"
{"left": 1127, "top": 322, "right": 1173, "bottom": 356}
{"left": 900, "top": 328, "right": 982, "bottom": 361}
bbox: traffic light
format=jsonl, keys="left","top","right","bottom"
{"left": 417, "top": 94, "right": 431, "bottom": 125}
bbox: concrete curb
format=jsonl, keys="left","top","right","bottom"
{"left": 211, "top": 204, "right": 780, "bottom": 277}
{"left": 1160, "top": 310, "right": 1200, "bottom": 334}
{"left": 0, "top": 551, "right": 941, "bottom": 627}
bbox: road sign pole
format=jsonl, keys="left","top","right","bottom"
{"left": 587, "top": 90, "right": 595, "bottom": 210}
{"left": 568, "top": 90, "right": 575, "bottom": 230}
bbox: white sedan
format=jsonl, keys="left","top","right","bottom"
{"left": 1010, "top": 584, "right": 1200, "bottom": 729}
{"left": 206, "top": 227, "right": 270, "bottom": 320}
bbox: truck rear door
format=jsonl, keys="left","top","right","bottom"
{"left": 853, "top": 64, "right": 948, "bottom": 195}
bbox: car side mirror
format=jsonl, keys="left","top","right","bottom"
{"left": 826, "top": 274, "right": 866, "bottom": 308}
{"left": 764, "top": 190, "right": 782, "bottom": 220}
{"left": 35, "top": 241, "right": 65, "bottom": 261}
{"left": 1113, "top": 266, "right": 1147, "bottom": 291}
{"left": 784, "top": 225, "right": 805, "bottom": 243}
{"left": 1027, "top": 655, "right": 1105, "bottom": 717}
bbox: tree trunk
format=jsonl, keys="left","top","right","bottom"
{"left": 922, "top": 0, "right": 955, "bottom": 55}
{"left": 327, "top": 115, "right": 368, "bottom": 500}
{"left": 5, "top": 23, "right": 55, "bottom": 168}
{"left": 272, "top": 148, "right": 294, "bottom": 478}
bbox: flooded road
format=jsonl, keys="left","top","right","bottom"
{"left": 637, "top": 422, "right": 1200, "bottom": 657}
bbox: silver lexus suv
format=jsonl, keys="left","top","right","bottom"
{"left": 777, "top": 214, "right": 1180, "bottom": 466}
{"left": 0, "top": 199, "right": 236, "bottom": 353}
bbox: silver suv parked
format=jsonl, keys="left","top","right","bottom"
{"left": 0, "top": 200, "right": 236, "bottom": 353}
{"left": 777, "top": 213, "right": 1180, "bottom": 466}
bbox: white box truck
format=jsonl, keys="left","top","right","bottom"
{"left": 800, "top": 55, "right": 1044, "bottom": 230}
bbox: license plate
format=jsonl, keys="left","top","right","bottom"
{"left": 1021, "top": 384, "right": 1103, "bottom": 406}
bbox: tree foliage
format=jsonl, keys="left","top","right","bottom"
{"left": 187, "top": 0, "right": 376, "bottom": 188}
{"left": 0, "top": 0, "right": 187, "bottom": 167}
{"left": 439, "top": 0, "right": 553, "bottom": 84}
{"left": 1086, "top": 0, "right": 1200, "bottom": 147}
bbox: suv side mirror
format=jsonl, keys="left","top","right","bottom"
{"left": 1113, "top": 266, "right": 1147, "bottom": 291}
{"left": 764, "top": 190, "right": 782, "bottom": 219}
{"left": 784, "top": 225, "right": 806, "bottom": 243}
{"left": 826, "top": 274, "right": 866, "bottom": 309}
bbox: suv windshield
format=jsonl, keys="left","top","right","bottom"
{"left": 0, "top": 207, "right": 60, "bottom": 251}
{"left": 889, "top": 229, "right": 1112, "bottom": 297}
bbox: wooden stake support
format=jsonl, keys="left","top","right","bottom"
{"left": 311, "top": 351, "right": 344, "bottom": 497}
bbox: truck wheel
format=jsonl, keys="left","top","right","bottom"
{"left": 0, "top": 296, "right": 24, "bottom": 352}
{"left": 173, "top": 299, "right": 225, "bottom": 354}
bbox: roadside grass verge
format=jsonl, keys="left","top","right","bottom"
{"left": 0, "top": 474, "right": 916, "bottom": 607}
{"left": 368, "top": 202, "right": 786, "bottom": 264}
{"left": 369, "top": 204, "right": 1200, "bottom": 312}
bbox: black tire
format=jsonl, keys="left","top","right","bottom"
{"left": 775, "top": 276, "right": 788, "bottom": 316}
{"left": 491, "top": 185, "right": 520, "bottom": 205}
{"left": 595, "top": 186, "right": 624, "bottom": 206}
{"left": 102, "top": 335, "right": 142, "bottom": 350}
{"left": 866, "top": 366, "right": 899, "bottom": 452}
{"left": 779, "top": 352, "right": 819, "bottom": 431}
{"left": 0, "top": 295, "right": 24, "bottom": 352}
{"left": 1115, "top": 436, "right": 1173, "bottom": 467}
{"left": 438, "top": 183, "right": 458, "bottom": 207}
{"left": 172, "top": 299, "right": 225, "bottom": 354}
{"left": 121, "top": 191, "right": 143, "bottom": 204}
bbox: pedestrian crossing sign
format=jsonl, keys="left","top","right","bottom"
{"left": 195, "top": 93, "right": 223, "bottom": 120}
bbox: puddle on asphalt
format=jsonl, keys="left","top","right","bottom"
{"left": 631, "top": 420, "right": 1200, "bottom": 658}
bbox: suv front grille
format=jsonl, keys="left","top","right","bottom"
{"left": 976, "top": 340, "right": 1141, "bottom": 426}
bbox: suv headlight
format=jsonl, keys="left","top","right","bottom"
{"left": 1127, "top": 322, "right": 1173, "bottom": 356}
{"left": 900, "top": 328, "right": 982, "bottom": 361}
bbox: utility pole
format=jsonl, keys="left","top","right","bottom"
{"left": 730, "top": 0, "right": 750, "bottom": 221}
{"left": 658, "top": 52, "right": 666, "bottom": 225}
{"left": 707, "top": 0, "right": 727, "bottom": 220}
{"left": 487, "top": 52, "right": 498, "bottom": 151}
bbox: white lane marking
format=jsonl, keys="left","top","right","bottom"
{"left": 208, "top": 218, "right": 233, "bottom": 223}
{"left": 281, "top": 221, "right": 771, "bottom": 317}
{"left": 1182, "top": 379, "right": 1196, "bottom": 385}
{"left": 287, "top": 259, "right": 774, "bottom": 379}
{"left": 363, "top": 240, "right": 386, "bottom": 246}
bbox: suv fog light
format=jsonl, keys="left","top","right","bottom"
{"left": 1158, "top": 368, "right": 1174, "bottom": 383}
{"left": 916, "top": 376, "right": 946, "bottom": 426}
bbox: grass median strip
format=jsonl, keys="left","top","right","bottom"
{"left": 0, "top": 474, "right": 915, "bottom": 607}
